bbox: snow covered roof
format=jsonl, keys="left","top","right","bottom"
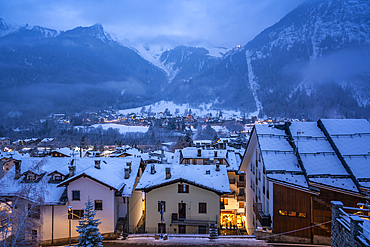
{"left": 58, "top": 157, "right": 142, "bottom": 197}
{"left": 173, "top": 147, "right": 242, "bottom": 171}
{"left": 51, "top": 147, "right": 74, "bottom": 157}
{"left": 136, "top": 163, "right": 230, "bottom": 194}
{"left": 253, "top": 120, "right": 370, "bottom": 193}
{"left": 0, "top": 156, "right": 143, "bottom": 204}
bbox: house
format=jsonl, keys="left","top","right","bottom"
{"left": 0, "top": 157, "right": 20, "bottom": 179}
{"left": 240, "top": 119, "right": 369, "bottom": 244}
{"left": 136, "top": 163, "right": 230, "bottom": 234}
{"left": 49, "top": 148, "right": 74, "bottom": 157}
{"left": 173, "top": 147, "right": 246, "bottom": 231}
{"left": 0, "top": 156, "right": 145, "bottom": 245}
{"left": 0, "top": 137, "right": 11, "bottom": 146}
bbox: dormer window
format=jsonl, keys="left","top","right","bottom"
{"left": 27, "top": 173, "right": 36, "bottom": 181}
{"left": 54, "top": 175, "right": 62, "bottom": 181}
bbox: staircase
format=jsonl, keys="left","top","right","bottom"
{"left": 115, "top": 216, "right": 127, "bottom": 236}
{"left": 133, "top": 213, "right": 145, "bottom": 234}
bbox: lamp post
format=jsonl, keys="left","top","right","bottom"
{"left": 68, "top": 206, "right": 72, "bottom": 246}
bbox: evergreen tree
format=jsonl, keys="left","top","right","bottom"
{"left": 76, "top": 199, "right": 103, "bottom": 247}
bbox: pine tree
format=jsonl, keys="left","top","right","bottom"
{"left": 76, "top": 199, "right": 103, "bottom": 247}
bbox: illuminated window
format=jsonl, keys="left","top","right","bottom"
{"left": 224, "top": 199, "right": 229, "bottom": 205}
{"left": 288, "top": 211, "right": 296, "bottom": 217}
{"left": 239, "top": 202, "right": 244, "bottom": 208}
{"left": 298, "top": 212, "right": 307, "bottom": 218}
{"left": 278, "top": 210, "right": 287, "bottom": 216}
{"left": 72, "top": 210, "right": 84, "bottom": 220}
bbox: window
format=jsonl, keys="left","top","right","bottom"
{"left": 72, "top": 190, "right": 80, "bottom": 201}
{"left": 158, "top": 223, "right": 166, "bottom": 233}
{"left": 185, "top": 159, "right": 190, "bottom": 165}
{"left": 27, "top": 204, "right": 40, "bottom": 219}
{"left": 72, "top": 210, "right": 84, "bottom": 219}
{"left": 203, "top": 159, "right": 208, "bottom": 165}
{"left": 179, "top": 225, "right": 186, "bottom": 234}
{"left": 239, "top": 202, "right": 244, "bottom": 208}
{"left": 239, "top": 175, "right": 245, "bottom": 182}
{"left": 31, "top": 230, "right": 37, "bottom": 240}
{"left": 199, "top": 203, "right": 207, "bottom": 214}
{"left": 192, "top": 159, "right": 197, "bottom": 165}
{"left": 54, "top": 175, "right": 62, "bottom": 181}
{"left": 288, "top": 211, "right": 297, "bottom": 217}
{"left": 206, "top": 170, "right": 210, "bottom": 175}
{"left": 158, "top": 201, "right": 166, "bottom": 212}
{"left": 95, "top": 200, "right": 103, "bottom": 210}
{"left": 224, "top": 199, "right": 229, "bottom": 205}
{"left": 278, "top": 210, "right": 287, "bottom": 216}
{"left": 239, "top": 188, "right": 245, "bottom": 195}
{"left": 298, "top": 212, "right": 307, "bottom": 218}
{"left": 178, "top": 184, "right": 189, "bottom": 193}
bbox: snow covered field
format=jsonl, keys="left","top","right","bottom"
{"left": 118, "top": 100, "right": 257, "bottom": 119}
{"left": 91, "top": 124, "right": 149, "bottom": 134}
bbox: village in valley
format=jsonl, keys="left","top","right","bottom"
{"left": 1, "top": 110, "right": 370, "bottom": 246}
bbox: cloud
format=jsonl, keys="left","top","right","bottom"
{"left": 0, "top": 0, "right": 305, "bottom": 47}
{"left": 302, "top": 47, "right": 370, "bottom": 83}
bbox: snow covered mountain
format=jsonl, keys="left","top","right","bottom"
{"left": 132, "top": 44, "right": 229, "bottom": 82}
{"left": 172, "top": 0, "right": 370, "bottom": 119}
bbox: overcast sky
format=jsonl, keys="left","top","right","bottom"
{"left": 0, "top": 0, "right": 305, "bottom": 48}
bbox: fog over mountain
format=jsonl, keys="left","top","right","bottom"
{"left": 0, "top": 0, "right": 369, "bottom": 121}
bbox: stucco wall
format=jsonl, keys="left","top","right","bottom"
{"left": 145, "top": 182, "right": 220, "bottom": 233}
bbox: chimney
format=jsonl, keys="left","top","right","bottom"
{"left": 14, "top": 160, "right": 21, "bottom": 179}
{"left": 214, "top": 151, "right": 217, "bottom": 157}
{"left": 68, "top": 164, "right": 76, "bottom": 177}
{"left": 94, "top": 160, "right": 101, "bottom": 169}
{"left": 165, "top": 167, "right": 171, "bottom": 179}
{"left": 179, "top": 150, "right": 183, "bottom": 160}
{"left": 216, "top": 163, "right": 220, "bottom": 171}
{"left": 126, "top": 162, "right": 132, "bottom": 173}
{"left": 124, "top": 168, "right": 130, "bottom": 179}
{"left": 197, "top": 149, "right": 201, "bottom": 157}
{"left": 150, "top": 164, "right": 156, "bottom": 174}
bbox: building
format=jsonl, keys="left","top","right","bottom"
{"left": 173, "top": 147, "right": 247, "bottom": 231}
{"left": 136, "top": 163, "right": 230, "bottom": 234}
{"left": 0, "top": 156, "right": 145, "bottom": 245}
{"left": 240, "top": 119, "right": 370, "bottom": 244}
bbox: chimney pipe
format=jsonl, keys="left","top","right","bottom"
{"left": 197, "top": 149, "right": 201, "bottom": 157}
{"left": 214, "top": 151, "right": 217, "bottom": 157}
{"left": 68, "top": 164, "right": 76, "bottom": 177}
{"left": 165, "top": 167, "right": 171, "bottom": 179}
{"left": 124, "top": 168, "right": 130, "bottom": 179}
{"left": 94, "top": 160, "right": 101, "bottom": 169}
{"left": 216, "top": 163, "right": 220, "bottom": 171}
{"left": 14, "top": 160, "right": 21, "bottom": 179}
{"left": 150, "top": 164, "right": 156, "bottom": 174}
{"left": 126, "top": 162, "right": 132, "bottom": 173}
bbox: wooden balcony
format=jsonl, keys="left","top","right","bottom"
{"left": 171, "top": 213, "right": 216, "bottom": 226}
{"left": 253, "top": 203, "right": 271, "bottom": 227}
{"left": 237, "top": 181, "right": 245, "bottom": 188}
{"left": 229, "top": 178, "right": 236, "bottom": 184}
{"left": 237, "top": 194, "right": 245, "bottom": 201}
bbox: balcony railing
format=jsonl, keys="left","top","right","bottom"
{"left": 171, "top": 213, "right": 216, "bottom": 226}
{"left": 253, "top": 203, "right": 271, "bottom": 227}
{"left": 237, "top": 194, "right": 245, "bottom": 201}
{"left": 237, "top": 181, "right": 245, "bottom": 188}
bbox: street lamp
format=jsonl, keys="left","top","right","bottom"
{"left": 68, "top": 206, "right": 72, "bottom": 246}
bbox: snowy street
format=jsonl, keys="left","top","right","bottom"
{"left": 103, "top": 237, "right": 271, "bottom": 246}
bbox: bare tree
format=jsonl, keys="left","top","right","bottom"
{"left": 0, "top": 159, "right": 47, "bottom": 247}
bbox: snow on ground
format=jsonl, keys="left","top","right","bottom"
{"left": 118, "top": 100, "right": 254, "bottom": 119}
{"left": 91, "top": 124, "right": 149, "bottom": 134}
{"left": 104, "top": 236, "right": 271, "bottom": 246}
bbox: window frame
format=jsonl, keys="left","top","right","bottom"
{"left": 72, "top": 190, "right": 80, "bottom": 201}
{"left": 198, "top": 202, "right": 207, "bottom": 214}
{"left": 95, "top": 200, "right": 103, "bottom": 210}
{"left": 178, "top": 184, "right": 189, "bottom": 193}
